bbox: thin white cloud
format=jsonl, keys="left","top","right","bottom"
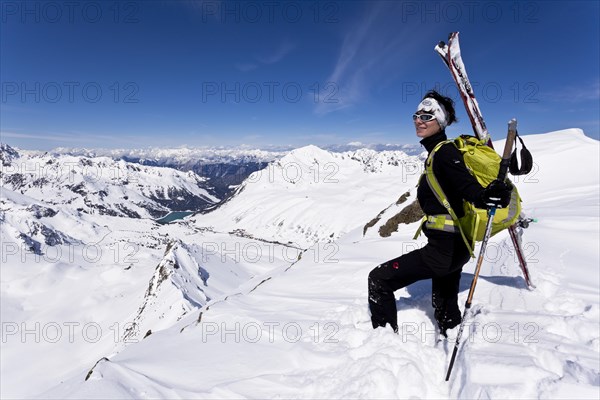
{"left": 315, "top": 3, "right": 419, "bottom": 115}
{"left": 235, "top": 63, "right": 259, "bottom": 72}
{"left": 1, "top": 130, "right": 144, "bottom": 146}
{"left": 257, "top": 40, "right": 295, "bottom": 64}
{"left": 236, "top": 40, "right": 295, "bottom": 72}
{"left": 545, "top": 79, "right": 600, "bottom": 103}
{"left": 1, "top": 131, "right": 83, "bottom": 142}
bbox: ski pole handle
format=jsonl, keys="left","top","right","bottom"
{"left": 498, "top": 118, "right": 517, "bottom": 181}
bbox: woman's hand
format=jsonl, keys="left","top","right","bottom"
{"left": 477, "top": 180, "right": 513, "bottom": 209}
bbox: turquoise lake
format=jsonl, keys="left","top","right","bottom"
{"left": 155, "top": 211, "right": 195, "bottom": 224}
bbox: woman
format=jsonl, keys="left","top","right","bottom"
{"left": 368, "top": 90, "right": 512, "bottom": 336}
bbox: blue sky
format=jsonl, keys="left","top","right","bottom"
{"left": 1, "top": 0, "right": 599, "bottom": 150}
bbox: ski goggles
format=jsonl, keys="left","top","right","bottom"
{"left": 412, "top": 113, "right": 436, "bottom": 122}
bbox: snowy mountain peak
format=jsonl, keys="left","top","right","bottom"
{"left": 542, "top": 128, "right": 596, "bottom": 145}
{"left": 195, "top": 142, "right": 423, "bottom": 247}
{"left": 1, "top": 143, "right": 20, "bottom": 166}
{"left": 284, "top": 144, "right": 336, "bottom": 163}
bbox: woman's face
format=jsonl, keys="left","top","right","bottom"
{"left": 414, "top": 111, "right": 442, "bottom": 139}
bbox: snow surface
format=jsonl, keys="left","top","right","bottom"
{"left": 1, "top": 129, "right": 599, "bottom": 399}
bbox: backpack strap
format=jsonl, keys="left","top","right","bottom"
{"left": 413, "top": 214, "right": 460, "bottom": 240}
{"left": 416, "top": 139, "right": 475, "bottom": 257}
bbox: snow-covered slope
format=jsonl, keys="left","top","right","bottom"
{"left": 1, "top": 186, "right": 299, "bottom": 399}
{"left": 1, "top": 129, "right": 598, "bottom": 399}
{"left": 193, "top": 145, "right": 424, "bottom": 247}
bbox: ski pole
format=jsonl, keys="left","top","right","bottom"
{"left": 445, "top": 119, "right": 518, "bottom": 381}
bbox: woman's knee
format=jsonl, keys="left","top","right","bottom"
{"left": 368, "top": 266, "right": 382, "bottom": 285}
{"left": 368, "top": 261, "right": 393, "bottom": 282}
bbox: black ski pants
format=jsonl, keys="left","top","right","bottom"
{"left": 368, "top": 232, "right": 471, "bottom": 332}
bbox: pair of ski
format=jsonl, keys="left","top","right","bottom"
{"left": 435, "top": 32, "right": 534, "bottom": 290}
{"left": 434, "top": 32, "right": 534, "bottom": 380}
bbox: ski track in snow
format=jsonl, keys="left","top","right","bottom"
{"left": 1, "top": 129, "right": 599, "bottom": 399}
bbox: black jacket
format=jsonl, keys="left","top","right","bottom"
{"left": 417, "top": 132, "right": 484, "bottom": 221}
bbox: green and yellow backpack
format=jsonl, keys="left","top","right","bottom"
{"left": 414, "top": 135, "right": 522, "bottom": 257}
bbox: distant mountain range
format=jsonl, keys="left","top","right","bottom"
{"left": 1, "top": 143, "right": 220, "bottom": 219}
{"left": 2, "top": 142, "right": 425, "bottom": 213}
